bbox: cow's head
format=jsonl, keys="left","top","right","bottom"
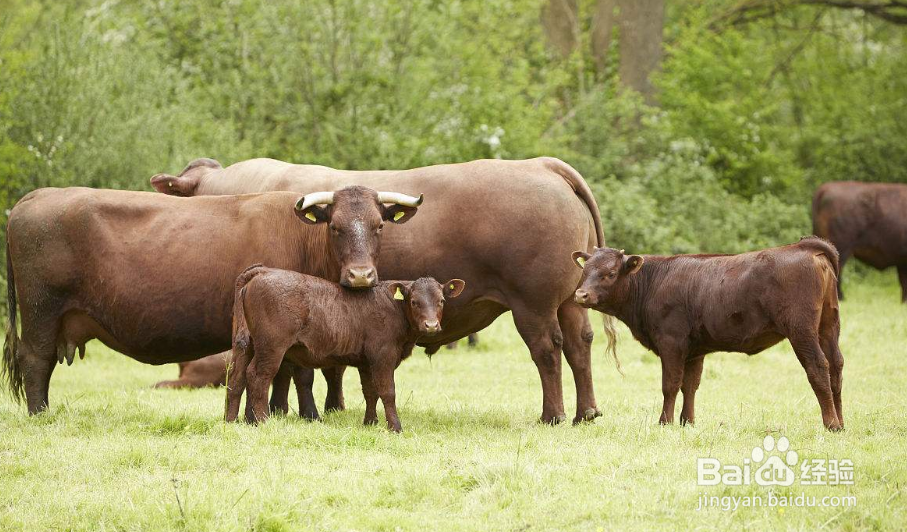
{"left": 387, "top": 277, "right": 466, "bottom": 335}
{"left": 571, "top": 247, "right": 644, "bottom": 312}
{"left": 150, "top": 158, "right": 222, "bottom": 196}
{"left": 295, "top": 186, "right": 423, "bottom": 289}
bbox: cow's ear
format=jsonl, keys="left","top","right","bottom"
{"left": 383, "top": 204, "right": 419, "bottom": 224}
{"left": 572, "top": 251, "right": 591, "bottom": 269}
{"left": 443, "top": 279, "right": 466, "bottom": 298}
{"left": 625, "top": 255, "right": 644, "bottom": 274}
{"left": 386, "top": 281, "right": 410, "bottom": 302}
{"left": 151, "top": 173, "right": 199, "bottom": 196}
{"left": 294, "top": 199, "right": 330, "bottom": 225}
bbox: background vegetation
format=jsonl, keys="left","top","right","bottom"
{"left": 1, "top": 0, "right": 905, "bottom": 259}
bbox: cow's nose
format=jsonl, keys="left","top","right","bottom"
{"left": 347, "top": 268, "right": 376, "bottom": 288}
{"left": 423, "top": 320, "right": 440, "bottom": 333}
{"left": 574, "top": 289, "right": 589, "bottom": 304}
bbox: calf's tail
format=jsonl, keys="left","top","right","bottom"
{"left": 231, "top": 264, "right": 268, "bottom": 351}
{"left": 2, "top": 240, "right": 23, "bottom": 402}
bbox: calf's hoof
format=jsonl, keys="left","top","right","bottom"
{"left": 269, "top": 402, "right": 289, "bottom": 416}
{"left": 387, "top": 422, "right": 403, "bottom": 433}
{"left": 363, "top": 416, "right": 379, "bottom": 426}
{"left": 300, "top": 408, "right": 321, "bottom": 422}
{"left": 826, "top": 421, "right": 844, "bottom": 432}
{"left": 324, "top": 398, "right": 346, "bottom": 413}
{"left": 573, "top": 408, "right": 602, "bottom": 425}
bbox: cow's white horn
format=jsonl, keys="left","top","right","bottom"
{"left": 296, "top": 191, "right": 335, "bottom": 211}
{"left": 377, "top": 192, "right": 424, "bottom": 207}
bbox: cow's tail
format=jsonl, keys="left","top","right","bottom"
{"left": 800, "top": 236, "right": 841, "bottom": 278}
{"left": 601, "top": 313, "right": 623, "bottom": 376}
{"left": 2, "top": 239, "right": 23, "bottom": 403}
{"left": 811, "top": 185, "right": 829, "bottom": 236}
{"left": 544, "top": 157, "right": 605, "bottom": 248}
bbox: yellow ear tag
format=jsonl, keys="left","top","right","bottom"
{"left": 449, "top": 284, "right": 455, "bottom": 290}
{"left": 393, "top": 287, "right": 405, "bottom": 301}
{"left": 305, "top": 212, "right": 317, "bottom": 222}
{"left": 577, "top": 257, "right": 585, "bottom": 267}
{"left": 393, "top": 211, "right": 405, "bottom": 222}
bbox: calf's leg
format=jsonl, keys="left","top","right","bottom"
{"left": 679, "top": 356, "right": 704, "bottom": 426}
{"left": 512, "top": 307, "right": 566, "bottom": 424}
{"left": 367, "top": 358, "right": 401, "bottom": 433}
{"left": 268, "top": 362, "right": 292, "bottom": 415}
{"left": 358, "top": 366, "right": 380, "bottom": 426}
{"left": 558, "top": 300, "right": 601, "bottom": 424}
{"left": 245, "top": 341, "right": 287, "bottom": 424}
{"left": 790, "top": 335, "right": 841, "bottom": 431}
{"left": 819, "top": 311, "right": 844, "bottom": 428}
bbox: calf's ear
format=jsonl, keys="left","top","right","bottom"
{"left": 443, "top": 279, "right": 466, "bottom": 298}
{"left": 625, "top": 255, "right": 644, "bottom": 274}
{"left": 382, "top": 204, "right": 419, "bottom": 224}
{"left": 571, "top": 251, "right": 591, "bottom": 269}
{"left": 294, "top": 199, "right": 330, "bottom": 225}
{"left": 150, "top": 173, "right": 199, "bottom": 196}
{"left": 386, "top": 281, "right": 410, "bottom": 301}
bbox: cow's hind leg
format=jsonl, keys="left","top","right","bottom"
{"left": 790, "top": 334, "right": 841, "bottom": 431}
{"left": 512, "top": 307, "right": 566, "bottom": 424}
{"left": 226, "top": 340, "right": 253, "bottom": 422}
{"left": 558, "top": 300, "right": 600, "bottom": 424}
{"left": 322, "top": 366, "right": 346, "bottom": 412}
{"left": 17, "top": 313, "right": 61, "bottom": 415}
{"left": 819, "top": 309, "right": 844, "bottom": 428}
{"left": 292, "top": 365, "right": 320, "bottom": 421}
{"left": 679, "top": 356, "right": 704, "bottom": 426}
{"left": 898, "top": 265, "right": 907, "bottom": 303}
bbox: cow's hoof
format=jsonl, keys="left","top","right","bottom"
{"left": 300, "top": 409, "right": 321, "bottom": 422}
{"left": 573, "top": 408, "right": 602, "bottom": 425}
{"left": 363, "top": 417, "right": 379, "bottom": 426}
{"left": 540, "top": 413, "right": 567, "bottom": 425}
{"left": 826, "top": 422, "right": 844, "bottom": 432}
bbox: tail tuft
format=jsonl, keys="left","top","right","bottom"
{"left": 2, "top": 240, "right": 23, "bottom": 402}
{"left": 601, "top": 314, "right": 623, "bottom": 376}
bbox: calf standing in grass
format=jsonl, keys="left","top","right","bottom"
{"left": 225, "top": 265, "right": 465, "bottom": 432}
{"left": 572, "top": 237, "right": 844, "bottom": 431}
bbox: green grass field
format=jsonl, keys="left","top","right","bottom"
{"left": 1, "top": 269, "right": 905, "bottom": 531}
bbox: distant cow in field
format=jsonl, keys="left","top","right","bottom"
{"left": 154, "top": 355, "right": 228, "bottom": 389}
{"left": 813, "top": 181, "right": 907, "bottom": 301}
{"left": 572, "top": 237, "right": 844, "bottom": 431}
{"left": 3, "top": 185, "right": 422, "bottom": 414}
{"left": 226, "top": 264, "right": 465, "bottom": 432}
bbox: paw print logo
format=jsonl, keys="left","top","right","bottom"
{"left": 752, "top": 435, "right": 798, "bottom": 487}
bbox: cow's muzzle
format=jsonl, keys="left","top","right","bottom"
{"left": 343, "top": 267, "right": 377, "bottom": 289}
{"left": 574, "top": 289, "right": 592, "bottom": 306}
{"left": 421, "top": 320, "right": 441, "bottom": 334}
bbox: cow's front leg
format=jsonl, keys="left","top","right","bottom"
{"left": 680, "top": 356, "right": 704, "bottom": 426}
{"left": 655, "top": 339, "right": 688, "bottom": 425}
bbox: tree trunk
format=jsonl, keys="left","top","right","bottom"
{"left": 616, "top": 0, "right": 664, "bottom": 104}
{"left": 542, "top": 0, "right": 579, "bottom": 57}
{"left": 591, "top": 0, "right": 617, "bottom": 75}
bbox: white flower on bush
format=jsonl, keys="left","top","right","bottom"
{"left": 478, "top": 124, "right": 504, "bottom": 158}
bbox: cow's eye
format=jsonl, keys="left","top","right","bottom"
{"left": 607, "top": 271, "right": 617, "bottom": 279}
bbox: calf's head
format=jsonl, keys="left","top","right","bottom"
{"left": 387, "top": 277, "right": 466, "bottom": 335}
{"left": 295, "top": 186, "right": 423, "bottom": 289}
{"left": 572, "top": 247, "right": 644, "bottom": 312}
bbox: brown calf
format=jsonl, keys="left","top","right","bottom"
{"left": 572, "top": 237, "right": 844, "bottom": 431}
{"left": 225, "top": 265, "right": 465, "bottom": 432}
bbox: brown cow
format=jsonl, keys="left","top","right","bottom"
{"left": 2, "top": 186, "right": 422, "bottom": 414}
{"left": 225, "top": 265, "right": 465, "bottom": 432}
{"left": 571, "top": 237, "right": 844, "bottom": 431}
{"left": 812, "top": 181, "right": 907, "bottom": 301}
{"left": 153, "top": 355, "right": 227, "bottom": 389}
{"left": 151, "top": 156, "right": 609, "bottom": 425}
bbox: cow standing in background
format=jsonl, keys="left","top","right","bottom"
{"left": 572, "top": 237, "right": 844, "bottom": 431}
{"left": 2, "top": 186, "right": 422, "bottom": 414}
{"left": 812, "top": 181, "right": 907, "bottom": 301}
{"left": 151, "top": 157, "right": 608, "bottom": 425}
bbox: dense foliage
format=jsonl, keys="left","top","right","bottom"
{"left": 1, "top": 0, "right": 905, "bottom": 264}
